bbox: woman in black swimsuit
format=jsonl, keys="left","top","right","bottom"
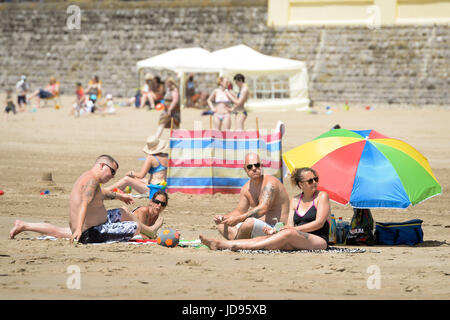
{"left": 200, "top": 167, "right": 330, "bottom": 251}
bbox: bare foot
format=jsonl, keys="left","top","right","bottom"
{"left": 199, "top": 235, "right": 220, "bottom": 250}
{"left": 10, "top": 220, "right": 25, "bottom": 239}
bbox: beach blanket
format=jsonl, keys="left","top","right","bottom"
{"left": 34, "top": 236, "right": 370, "bottom": 252}
{"left": 35, "top": 236, "right": 205, "bottom": 247}
{"left": 236, "top": 247, "right": 369, "bottom": 254}
{"left": 167, "top": 122, "right": 285, "bottom": 194}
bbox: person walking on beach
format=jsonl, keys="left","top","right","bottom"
{"left": 213, "top": 152, "right": 290, "bottom": 240}
{"left": 15, "top": 75, "right": 29, "bottom": 112}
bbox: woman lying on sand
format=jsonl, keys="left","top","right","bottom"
{"left": 200, "top": 167, "right": 330, "bottom": 251}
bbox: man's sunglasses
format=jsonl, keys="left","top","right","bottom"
{"left": 152, "top": 199, "right": 167, "bottom": 207}
{"left": 302, "top": 177, "right": 319, "bottom": 184}
{"left": 102, "top": 163, "right": 116, "bottom": 176}
{"left": 246, "top": 163, "right": 261, "bottom": 170}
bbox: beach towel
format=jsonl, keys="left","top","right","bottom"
{"left": 167, "top": 122, "right": 285, "bottom": 194}
{"left": 235, "top": 247, "right": 368, "bottom": 254}
{"left": 33, "top": 236, "right": 370, "bottom": 252}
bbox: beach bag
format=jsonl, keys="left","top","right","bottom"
{"left": 345, "top": 208, "right": 375, "bottom": 246}
{"left": 375, "top": 219, "right": 423, "bottom": 246}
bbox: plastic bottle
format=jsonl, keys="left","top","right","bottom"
{"left": 336, "top": 217, "right": 344, "bottom": 244}
{"left": 343, "top": 220, "right": 351, "bottom": 244}
{"left": 329, "top": 214, "right": 337, "bottom": 245}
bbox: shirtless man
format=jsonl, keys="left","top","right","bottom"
{"left": 214, "top": 152, "right": 290, "bottom": 240}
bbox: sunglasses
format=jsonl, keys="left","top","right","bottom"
{"left": 246, "top": 163, "right": 261, "bottom": 170}
{"left": 152, "top": 199, "right": 167, "bottom": 207}
{"left": 102, "top": 163, "right": 116, "bottom": 176}
{"left": 301, "top": 177, "right": 319, "bottom": 184}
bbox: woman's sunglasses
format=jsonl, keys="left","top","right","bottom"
{"left": 301, "top": 177, "right": 319, "bottom": 184}
{"left": 152, "top": 199, "right": 167, "bottom": 207}
{"left": 246, "top": 163, "right": 261, "bottom": 170}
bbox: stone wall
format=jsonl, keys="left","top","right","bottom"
{"left": 0, "top": 1, "right": 448, "bottom": 105}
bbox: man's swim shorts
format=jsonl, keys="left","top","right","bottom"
{"left": 78, "top": 208, "right": 138, "bottom": 244}
{"left": 235, "top": 218, "right": 275, "bottom": 238}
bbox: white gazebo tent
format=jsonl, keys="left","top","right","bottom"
{"left": 211, "top": 44, "right": 310, "bottom": 111}
{"left": 136, "top": 44, "right": 310, "bottom": 111}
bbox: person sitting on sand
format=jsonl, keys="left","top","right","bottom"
{"left": 200, "top": 167, "right": 330, "bottom": 251}
{"left": 104, "top": 135, "right": 168, "bottom": 195}
{"left": 28, "top": 76, "right": 59, "bottom": 108}
{"left": 213, "top": 152, "right": 290, "bottom": 240}
{"left": 9, "top": 159, "right": 169, "bottom": 239}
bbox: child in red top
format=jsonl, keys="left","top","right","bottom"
{"left": 73, "top": 82, "right": 87, "bottom": 117}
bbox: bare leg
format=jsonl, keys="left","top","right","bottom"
{"left": 139, "top": 93, "right": 148, "bottom": 109}
{"left": 212, "top": 115, "right": 222, "bottom": 130}
{"left": 28, "top": 90, "right": 39, "bottom": 101}
{"left": 234, "top": 218, "right": 255, "bottom": 239}
{"left": 10, "top": 220, "right": 71, "bottom": 239}
{"left": 236, "top": 113, "right": 247, "bottom": 131}
{"left": 105, "top": 176, "right": 149, "bottom": 194}
{"left": 216, "top": 223, "right": 238, "bottom": 240}
{"left": 155, "top": 124, "right": 165, "bottom": 139}
{"left": 148, "top": 92, "right": 157, "bottom": 109}
{"left": 223, "top": 115, "right": 232, "bottom": 130}
{"left": 200, "top": 229, "right": 327, "bottom": 251}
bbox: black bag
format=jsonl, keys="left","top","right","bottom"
{"left": 375, "top": 219, "right": 423, "bottom": 246}
{"left": 345, "top": 208, "right": 376, "bottom": 246}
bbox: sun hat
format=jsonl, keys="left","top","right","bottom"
{"left": 145, "top": 73, "right": 154, "bottom": 80}
{"left": 106, "top": 94, "right": 113, "bottom": 100}
{"left": 143, "top": 136, "right": 168, "bottom": 155}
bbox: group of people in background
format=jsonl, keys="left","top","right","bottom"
{"left": 73, "top": 75, "right": 116, "bottom": 117}
{"left": 4, "top": 72, "right": 250, "bottom": 138}
{"left": 206, "top": 73, "right": 249, "bottom": 131}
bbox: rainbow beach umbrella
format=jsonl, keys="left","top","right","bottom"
{"left": 282, "top": 129, "right": 442, "bottom": 208}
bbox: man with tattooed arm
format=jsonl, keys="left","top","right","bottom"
{"left": 214, "top": 153, "right": 290, "bottom": 239}
{"left": 70, "top": 155, "right": 141, "bottom": 244}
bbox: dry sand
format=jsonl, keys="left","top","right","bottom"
{"left": 0, "top": 95, "right": 449, "bottom": 300}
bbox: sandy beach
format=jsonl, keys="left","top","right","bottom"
{"left": 0, "top": 95, "right": 449, "bottom": 300}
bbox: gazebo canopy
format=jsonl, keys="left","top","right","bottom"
{"left": 136, "top": 44, "right": 310, "bottom": 111}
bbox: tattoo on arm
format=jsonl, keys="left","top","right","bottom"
{"left": 296, "top": 230, "right": 309, "bottom": 239}
{"left": 261, "top": 183, "right": 275, "bottom": 206}
{"left": 247, "top": 208, "right": 260, "bottom": 219}
{"left": 105, "top": 191, "right": 116, "bottom": 200}
{"left": 81, "top": 179, "right": 98, "bottom": 202}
